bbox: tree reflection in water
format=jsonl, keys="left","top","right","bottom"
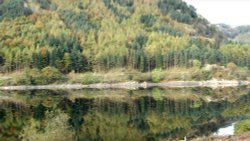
{"left": 0, "top": 87, "right": 249, "bottom": 141}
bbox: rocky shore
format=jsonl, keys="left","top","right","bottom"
{"left": 0, "top": 80, "right": 249, "bottom": 90}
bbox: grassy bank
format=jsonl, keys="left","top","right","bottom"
{"left": 0, "top": 64, "right": 250, "bottom": 86}
{"left": 235, "top": 119, "right": 250, "bottom": 135}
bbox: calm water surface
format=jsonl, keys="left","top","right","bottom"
{"left": 0, "top": 87, "right": 249, "bottom": 141}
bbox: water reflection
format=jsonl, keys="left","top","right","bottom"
{"left": 0, "top": 87, "right": 249, "bottom": 141}
{"left": 213, "top": 122, "right": 236, "bottom": 136}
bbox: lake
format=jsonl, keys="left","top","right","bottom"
{"left": 0, "top": 86, "right": 249, "bottom": 141}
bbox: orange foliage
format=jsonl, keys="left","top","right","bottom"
{"left": 4, "top": 39, "right": 12, "bottom": 46}
{"left": 40, "top": 47, "right": 46, "bottom": 56}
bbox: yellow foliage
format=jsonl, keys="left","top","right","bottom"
{"left": 35, "top": 20, "right": 44, "bottom": 30}
{"left": 146, "top": 33, "right": 189, "bottom": 56}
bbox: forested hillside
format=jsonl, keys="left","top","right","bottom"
{"left": 0, "top": 0, "right": 229, "bottom": 73}
{"left": 217, "top": 24, "right": 250, "bottom": 44}
{"left": 0, "top": 0, "right": 249, "bottom": 77}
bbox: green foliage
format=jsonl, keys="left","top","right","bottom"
{"left": 140, "top": 14, "right": 156, "bottom": 27}
{"left": 80, "top": 73, "right": 103, "bottom": 84}
{"left": 127, "top": 34, "right": 148, "bottom": 70}
{"left": 46, "top": 34, "right": 88, "bottom": 72}
{"left": 235, "top": 119, "right": 250, "bottom": 135}
{"left": 0, "top": 87, "right": 250, "bottom": 140}
{"left": 35, "top": 0, "right": 50, "bottom": 10}
{"left": 40, "top": 66, "right": 65, "bottom": 84}
{"left": 114, "top": 0, "right": 134, "bottom": 13}
{"left": 221, "top": 43, "right": 250, "bottom": 68}
{"left": 218, "top": 24, "right": 250, "bottom": 43}
{"left": 20, "top": 110, "right": 74, "bottom": 141}
{"left": 158, "top": 0, "right": 197, "bottom": 24}
{"left": 151, "top": 69, "right": 165, "bottom": 82}
{"left": 191, "top": 70, "right": 212, "bottom": 81}
{"left": 154, "top": 25, "right": 182, "bottom": 36}
{"left": 114, "top": 0, "right": 133, "bottom": 7}
{"left": 59, "top": 10, "right": 97, "bottom": 32}
{"left": 0, "top": 0, "right": 247, "bottom": 78}
{"left": 192, "top": 59, "right": 201, "bottom": 68}
{"left": 171, "top": 11, "right": 191, "bottom": 23}
{"left": 33, "top": 0, "right": 57, "bottom": 10}
{"left": 200, "top": 70, "right": 212, "bottom": 80}
{"left": 103, "top": 0, "right": 128, "bottom": 22}
{"left": 0, "top": 0, "right": 32, "bottom": 21}
{"left": 7, "top": 67, "right": 66, "bottom": 85}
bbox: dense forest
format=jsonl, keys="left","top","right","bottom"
{"left": 0, "top": 0, "right": 249, "bottom": 77}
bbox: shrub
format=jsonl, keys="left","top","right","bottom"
{"left": 192, "top": 59, "right": 201, "bottom": 68}
{"left": 191, "top": 70, "right": 212, "bottom": 81}
{"left": 12, "top": 67, "right": 66, "bottom": 85}
{"left": 201, "top": 70, "right": 212, "bottom": 80}
{"left": 132, "top": 73, "right": 152, "bottom": 82}
{"left": 81, "top": 73, "right": 103, "bottom": 84}
{"left": 40, "top": 66, "right": 66, "bottom": 84}
{"left": 151, "top": 69, "right": 165, "bottom": 82}
{"left": 227, "top": 62, "right": 237, "bottom": 72}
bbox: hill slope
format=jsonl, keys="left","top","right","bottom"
{"left": 0, "top": 0, "right": 247, "bottom": 74}
{"left": 217, "top": 24, "right": 250, "bottom": 43}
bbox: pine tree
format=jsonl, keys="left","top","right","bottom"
{"left": 45, "top": 50, "right": 50, "bottom": 67}
{"left": 63, "top": 53, "right": 72, "bottom": 73}
{"left": 139, "top": 54, "right": 145, "bottom": 72}
{"left": 155, "top": 51, "right": 163, "bottom": 69}
{"left": 36, "top": 53, "right": 43, "bottom": 70}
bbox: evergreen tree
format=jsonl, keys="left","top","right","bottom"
{"left": 139, "top": 54, "right": 145, "bottom": 72}
{"left": 63, "top": 53, "right": 72, "bottom": 73}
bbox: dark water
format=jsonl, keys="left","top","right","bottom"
{"left": 0, "top": 87, "right": 249, "bottom": 141}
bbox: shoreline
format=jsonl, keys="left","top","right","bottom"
{"left": 0, "top": 80, "right": 249, "bottom": 90}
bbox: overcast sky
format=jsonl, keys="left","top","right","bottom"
{"left": 183, "top": 0, "right": 250, "bottom": 27}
